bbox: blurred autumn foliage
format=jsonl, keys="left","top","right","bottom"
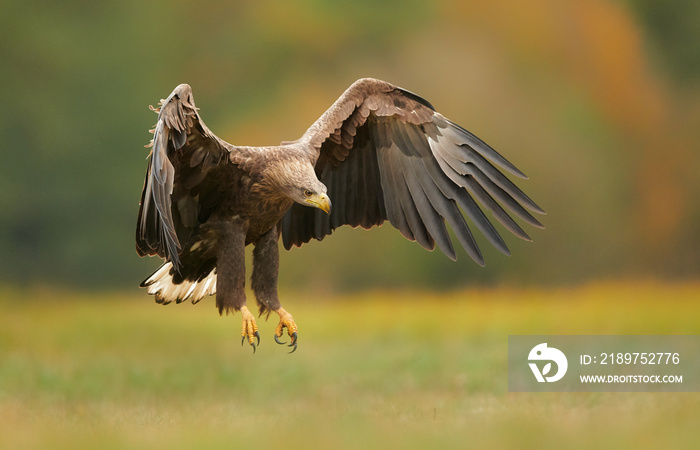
{"left": 1, "top": 0, "right": 698, "bottom": 290}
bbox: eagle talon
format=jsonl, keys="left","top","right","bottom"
{"left": 274, "top": 307, "right": 298, "bottom": 353}
{"left": 240, "top": 306, "right": 259, "bottom": 353}
{"left": 287, "top": 332, "right": 298, "bottom": 353}
{"left": 244, "top": 332, "right": 260, "bottom": 354}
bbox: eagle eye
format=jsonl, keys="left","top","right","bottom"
{"left": 303, "top": 189, "right": 313, "bottom": 198}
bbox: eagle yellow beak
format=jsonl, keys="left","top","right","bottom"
{"left": 305, "top": 193, "right": 332, "bottom": 214}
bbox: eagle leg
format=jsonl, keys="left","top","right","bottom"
{"left": 273, "top": 307, "right": 298, "bottom": 353}
{"left": 239, "top": 305, "right": 260, "bottom": 353}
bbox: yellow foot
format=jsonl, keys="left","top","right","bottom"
{"left": 240, "top": 306, "right": 260, "bottom": 353}
{"left": 273, "top": 307, "right": 298, "bottom": 353}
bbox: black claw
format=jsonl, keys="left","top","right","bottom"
{"left": 274, "top": 327, "right": 297, "bottom": 352}
{"left": 243, "top": 332, "right": 260, "bottom": 352}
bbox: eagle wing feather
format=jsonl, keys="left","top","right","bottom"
{"left": 281, "top": 78, "right": 545, "bottom": 265}
{"left": 136, "top": 84, "right": 234, "bottom": 270}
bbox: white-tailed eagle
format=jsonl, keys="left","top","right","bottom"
{"left": 136, "top": 78, "right": 545, "bottom": 353}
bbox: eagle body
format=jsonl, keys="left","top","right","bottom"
{"left": 136, "top": 78, "right": 545, "bottom": 351}
{"left": 138, "top": 140, "right": 322, "bottom": 316}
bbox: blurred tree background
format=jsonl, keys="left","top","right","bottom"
{"left": 1, "top": 0, "right": 698, "bottom": 292}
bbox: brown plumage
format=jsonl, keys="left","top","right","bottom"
{"left": 135, "top": 78, "right": 545, "bottom": 352}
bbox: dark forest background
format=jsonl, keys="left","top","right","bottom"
{"left": 1, "top": 0, "right": 698, "bottom": 292}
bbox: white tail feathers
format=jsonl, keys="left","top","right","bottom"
{"left": 141, "top": 262, "right": 217, "bottom": 304}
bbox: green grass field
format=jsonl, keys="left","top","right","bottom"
{"left": 1, "top": 282, "right": 699, "bottom": 449}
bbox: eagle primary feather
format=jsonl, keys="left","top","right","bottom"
{"left": 136, "top": 78, "right": 545, "bottom": 352}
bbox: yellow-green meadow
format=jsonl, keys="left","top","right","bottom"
{"left": 1, "top": 282, "right": 698, "bottom": 449}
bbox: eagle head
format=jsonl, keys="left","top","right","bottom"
{"left": 299, "top": 187, "right": 331, "bottom": 214}
{"left": 268, "top": 157, "right": 331, "bottom": 214}
{"left": 291, "top": 174, "right": 331, "bottom": 214}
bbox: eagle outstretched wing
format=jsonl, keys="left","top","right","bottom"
{"left": 281, "top": 78, "right": 545, "bottom": 265}
{"left": 136, "top": 84, "right": 233, "bottom": 270}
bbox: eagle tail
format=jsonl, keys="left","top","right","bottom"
{"left": 140, "top": 262, "right": 217, "bottom": 305}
